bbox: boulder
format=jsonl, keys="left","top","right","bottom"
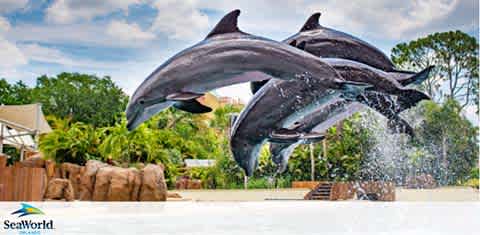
{"left": 44, "top": 178, "right": 75, "bottom": 201}
{"left": 61, "top": 163, "right": 83, "bottom": 199}
{"left": 127, "top": 168, "right": 142, "bottom": 201}
{"left": 187, "top": 179, "right": 202, "bottom": 189}
{"left": 92, "top": 167, "right": 113, "bottom": 201}
{"left": 107, "top": 167, "right": 142, "bottom": 201}
{"left": 79, "top": 160, "right": 108, "bottom": 200}
{"left": 45, "top": 160, "right": 56, "bottom": 181}
{"left": 91, "top": 166, "right": 142, "bottom": 201}
{"left": 139, "top": 164, "right": 167, "bottom": 201}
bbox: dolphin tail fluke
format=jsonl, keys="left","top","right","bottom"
{"left": 172, "top": 99, "right": 212, "bottom": 113}
{"left": 338, "top": 81, "right": 373, "bottom": 101}
{"left": 387, "top": 116, "right": 415, "bottom": 138}
{"left": 396, "top": 89, "right": 430, "bottom": 112}
{"left": 250, "top": 80, "right": 269, "bottom": 94}
{"left": 399, "top": 66, "right": 434, "bottom": 86}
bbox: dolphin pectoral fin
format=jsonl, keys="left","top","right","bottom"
{"left": 166, "top": 92, "right": 204, "bottom": 101}
{"left": 289, "top": 40, "right": 297, "bottom": 47}
{"left": 287, "top": 39, "right": 306, "bottom": 50}
{"left": 296, "top": 41, "right": 306, "bottom": 50}
{"left": 396, "top": 89, "right": 431, "bottom": 112}
{"left": 399, "top": 66, "right": 434, "bottom": 86}
{"left": 338, "top": 81, "right": 373, "bottom": 101}
{"left": 173, "top": 99, "right": 212, "bottom": 113}
{"left": 299, "top": 132, "right": 325, "bottom": 144}
{"left": 250, "top": 80, "right": 269, "bottom": 94}
{"left": 387, "top": 116, "right": 415, "bottom": 138}
{"left": 269, "top": 129, "right": 301, "bottom": 143}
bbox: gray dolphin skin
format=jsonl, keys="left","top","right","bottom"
{"left": 230, "top": 78, "right": 343, "bottom": 177}
{"left": 231, "top": 57, "right": 430, "bottom": 176}
{"left": 125, "top": 9, "right": 361, "bottom": 131}
{"left": 250, "top": 12, "right": 417, "bottom": 93}
{"left": 270, "top": 100, "right": 364, "bottom": 173}
{"left": 286, "top": 12, "right": 409, "bottom": 72}
{"left": 268, "top": 64, "right": 433, "bottom": 174}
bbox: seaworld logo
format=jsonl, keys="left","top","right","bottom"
{"left": 11, "top": 203, "right": 44, "bottom": 217}
{"left": 3, "top": 203, "right": 55, "bottom": 233}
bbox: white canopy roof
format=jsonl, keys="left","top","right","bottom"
{"left": 0, "top": 123, "right": 35, "bottom": 150}
{"left": 0, "top": 103, "right": 52, "bottom": 134}
{"left": 0, "top": 103, "right": 51, "bottom": 152}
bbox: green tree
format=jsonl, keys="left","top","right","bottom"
{"left": 284, "top": 114, "right": 373, "bottom": 182}
{"left": 416, "top": 99, "right": 478, "bottom": 184}
{"left": 0, "top": 79, "right": 33, "bottom": 105}
{"left": 391, "top": 30, "right": 479, "bottom": 112}
{"left": 39, "top": 118, "right": 103, "bottom": 165}
{"left": 33, "top": 73, "right": 128, "bottom": 127}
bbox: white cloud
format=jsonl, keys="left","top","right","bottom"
{"left": 305, "top": 0, "right": 459, "bottom": 39}
{"left": 107, "top": 20, "right": 155, "bottom": 43}
{"left": 0, "top": 16, "right": 11, "bottom": 33}
{"left": 46, "top": 0, "right": 143, "bottom": 24}
{"left": 150, "top": 0, "right": 209, "bottom": 40}
{"left": 8, "top": 22, "right": 155, "bottom": 48}
{"left": 462, "top": 105, "right": 479, "bottom": 126}
{"left": 0, "top": 39, "right": 28, "bottom": 69}
{"left": 17, "top": 43, "right": 121, "bottom": 69}
{"left": 0, "top": 0, "right": 29, "bottom": 13}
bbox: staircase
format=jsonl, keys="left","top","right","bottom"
{"left": 304, "top": 182, "right": 332, "bottom": 200}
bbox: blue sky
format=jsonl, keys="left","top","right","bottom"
{"left": 0, "top": 0, "right": 478, "bottom": 122}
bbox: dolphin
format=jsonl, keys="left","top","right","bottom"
{"left": 268, "top": 64, "right": 433, "bottom": 174}
{"left": 270, "top": 100, "right": 363, "bottom": 173}
{"left": 230, "top": 55, "right": 431, "bottom": 176}
{"left": 269, "top": 94, "right": 418, "bottom": 174}
{"left": 250, "top": 12, "right": 417, "bottom": 93}
{"left": 287, "top": 12, "right": 410, "bottom": 73}
{"left": 125, "top": 9, "right": 365, "bottom": 130}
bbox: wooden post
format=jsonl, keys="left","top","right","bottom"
{"left": 310, "top": 143, "right": 315, "bottom": 181}
{"left": 0, "top": 124, "right": 4, "bottom": 154}
{"left": 244, "top": 175, "right": 248, "bottom": 190}
{"left": 323, "top": 139, "right": 327, "bottom": 159}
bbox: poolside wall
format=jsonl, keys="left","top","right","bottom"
{"left": 0, "top": 157, "right": 47, "bottom": 201}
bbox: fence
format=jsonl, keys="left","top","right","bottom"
{"left": 0, "top": 162, "right": 47, "bottom": 201}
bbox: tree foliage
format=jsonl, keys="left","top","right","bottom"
{"left": 33, "top": 73, "right": 129, "bottom": 127}
{"left": 391, "top": 30, "right": 479, "bottom": 112}
{"left": 0, "top": 79, "right": 33, "bottom": 105}
{"left": 415, "top": 99, "right": 478, "bottom": 184}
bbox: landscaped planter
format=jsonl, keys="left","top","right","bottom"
{"left": 292, "top": 181, "right": 320, "bottom": 190}
{"left": 356, "top": 181, "right": 395, "bottom": 201}
{"left": 330, "top": 182, "right": 355, "bottom": 200}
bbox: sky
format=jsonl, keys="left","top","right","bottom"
{"left": 0, "top": 0, "right": 478, "bottom": 122}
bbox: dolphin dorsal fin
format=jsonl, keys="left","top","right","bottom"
{"left": 206, "top": 9, "right": 242, "bottom": 38}
{"left": 300, "top": 12, "right": 321, "bottom": 32}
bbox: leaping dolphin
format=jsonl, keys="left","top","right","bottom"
{"left": 267, "top": 63, "right": 433, "bottom": 174}
{"left": 269, "top": 100, "right": 363, "bottom": 173}
{"left": 251, "top": 12, "right": 418, "bottom": 93}
{"left": 230, "top": 55, "right": 430, "bottom": 176}
{"left": 126, "top": 10, "right": 366, "bottom": 130}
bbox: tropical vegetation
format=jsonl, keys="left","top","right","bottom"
{"left": 0, "top": 30, "right": 478, "bottom": 189}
